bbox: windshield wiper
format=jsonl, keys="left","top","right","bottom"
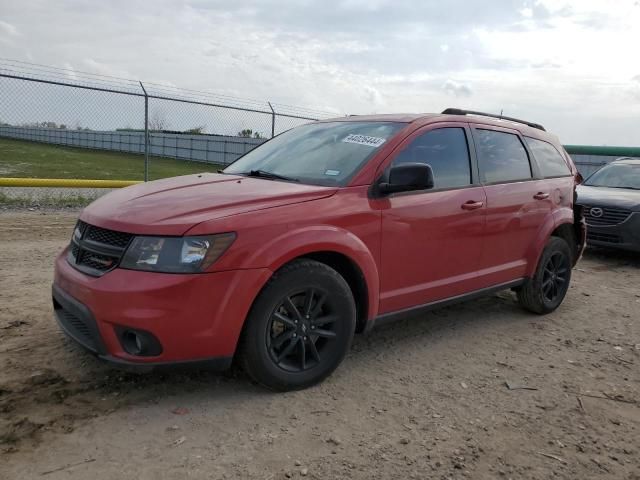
{"left": 241, "top": 170, "right": 299, "bottom": 182}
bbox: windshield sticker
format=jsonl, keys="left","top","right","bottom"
{"left": 342, "top": 134, "right": 387, "bottom": 148}
{"left": 324, "top": 169, "right": 340, "bottom": 176}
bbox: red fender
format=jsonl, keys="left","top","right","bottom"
{"left": 524, "top": 207, "right": 574, "bottom": 277}
{"left": 243, "top": 226, "right": 380, "bottom": 321}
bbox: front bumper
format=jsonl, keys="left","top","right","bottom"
{"left": 585, "top": 212, "right": 640, "bottom": 252}
{"left": 53, "top": 250, "right": 272, "bottom": 367}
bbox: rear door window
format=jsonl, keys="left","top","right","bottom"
{"left": 524, "top": 137, "right": 571, "bottom": 177}
{"left": 392, "top": 127, "right": 472, "bottom": 189}
{"left": 475, "top": 129, "right": 532, "bottom": 184}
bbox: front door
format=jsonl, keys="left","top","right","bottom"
{"left": 377, "top": 124, "right": 487, "bottom": 315}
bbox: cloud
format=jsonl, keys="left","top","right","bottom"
{"left": 0, "top": 0, "right": 639, "bottom": 144}
{"left": 0, "top": 20, "right": 19, "bottom": 36}
{"left": 62, "top": 63, "right": 78, "bottom": 81}
{"left": 81, "top": 58, "right": 133, "bottom": 79}
{"left": 375, "top": 73, "right": 432, "bottom": 85}
{"left": 442, "top": 80, "right": 472, "bottom": 97}
{"left": 362, "top": 85, "right": 385, "bottom": 107}
{"left": 521, "top": 7, "right": 534, "bottom": 18}
{"left": 632, "top": 75, "right": 640, "bottom": 100}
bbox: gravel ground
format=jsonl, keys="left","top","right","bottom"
{"left": 0, "top": 210, "right": 639, "bottom": 480}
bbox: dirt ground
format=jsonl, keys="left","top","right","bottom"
{"left": 0, "top": 209, "right": 638, "bottom": 480}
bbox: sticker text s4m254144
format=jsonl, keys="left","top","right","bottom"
{"left": 342, "top": 134, "right": 387, "bottom": 148}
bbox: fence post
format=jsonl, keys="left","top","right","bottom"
{"left": 268, "top": 102, "right": 275, "bottom": 138}
{"left": 139, "top": 81, "right": 149, "bottom": 182}
{"left": 223, "top": 139, "right": 227, "bottom": 165}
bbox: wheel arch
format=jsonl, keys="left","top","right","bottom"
{"left": 295, "top": 251, "right": 370, "bottom": 333}
{"left": 241, "top": 226, "right": 379, "bottom": 333}
{"left": 550, "top": 223, "right": 579, "bottom": 265}
{"left": 525, "top": 207, "right": 578, "bottom": 277}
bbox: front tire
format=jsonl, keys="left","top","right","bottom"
{"left": 518, "top": 236, "right": 572, "bottom": 314}
{"left": 238, "top": 259, "right": 356, "bottom": 391}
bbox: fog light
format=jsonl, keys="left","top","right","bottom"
{"left": 122, "top": 330, "right": 143, "bottom": 355}
{"left": 118, "top": 328, "right": 163, "bottom": 357}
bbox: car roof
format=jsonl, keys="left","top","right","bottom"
{"left": 321, "top": 112, "right": 558, "bottom": 143}
{"left": 323, "top": 113, "right": 436, "bottom": 123}
{"left": 612, "top": 157, "right": 640, "bottom": 165}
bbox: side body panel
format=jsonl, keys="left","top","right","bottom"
{"left": 376, "top": 186, "right": 487, "bottom": 313}
{"left": 477, "top": 179, "right": 552, "bottom": 285}
{"left": 469, "top": 123, "right": 572, "bottom": 287}
{"left": 187, "top": 186, "right": 383, "bottom": 320}
{"left": 368, "top": 122, "right": 488, "bottom": 313}
{"left": 524, "top": 176, "right": 579, "bottom": 276}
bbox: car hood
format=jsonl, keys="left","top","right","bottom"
{"left": 576, "top": 185, "right": 640, "bottom": 211}
{"left": 80, "top": 173, "right": 337, "bottom": 235}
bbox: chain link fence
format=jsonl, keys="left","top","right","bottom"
{"left": 0, "top": 59, "right": 337, "bottom": 186}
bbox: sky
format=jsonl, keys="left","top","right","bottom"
{"left": 0, "top": 0, "right": 639, "bottom": 145}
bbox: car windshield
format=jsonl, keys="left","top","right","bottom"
{"left": 583, "top": 162, "right": 640, "bottom": 190}
{"left": 223, "top": 121, "right": 405, "bottom": 186}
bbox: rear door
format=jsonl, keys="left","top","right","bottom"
{"left": 471, "top": 125, "right": 550, "bottom": 286}
{"left": 523, "top": 135, "right": 576, "bottom": 214}
{"left": 378, "top": 124, "right": 487, "bottom": 314}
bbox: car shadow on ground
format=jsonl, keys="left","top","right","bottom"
{"left": 69, "top": 289, "right": 530, "bottom": 398}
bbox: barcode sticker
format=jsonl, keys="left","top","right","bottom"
{"left": 342, "top": 134, "right": 386, "bottom": 148}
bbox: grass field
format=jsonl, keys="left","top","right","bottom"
{"left": 0, "top": 137, "right": 222, "bottom": 180}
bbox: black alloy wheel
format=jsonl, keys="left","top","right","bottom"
{"left": 541, "top": 251, "right": 569, "bottom": 303}
{"left": 239, "top": 259, "right": 356, "bottom": 391}
{"left": 266, "top": 288, "right": 338, "bottom": 372}
{"left": 518, "top": 236, "right": 573, "bottom": 314}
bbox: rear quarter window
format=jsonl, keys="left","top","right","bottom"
{"left": 525, "top": 137, "right": 571, "bottom": 177}
{"left": 475, "top": 129, "right": 532, "bottom": 184}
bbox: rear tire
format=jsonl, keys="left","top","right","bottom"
{"left": 238, "top": 259, "right": 356, "bottom": 391}
{"left": 518, "top": 236, "right": 572, "bottom": 314}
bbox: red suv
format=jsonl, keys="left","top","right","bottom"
{"left": 53, "top": 109, "right": 585, "bottom": 390}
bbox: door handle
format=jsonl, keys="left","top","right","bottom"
{"left": 534, "top": 192, "right": 550, "bottom": 200}
{"left": 461, "top": 200, "right": 484, "bottom": 211}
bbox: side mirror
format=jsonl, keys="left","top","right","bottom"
{"left": 378, "top": 163, "right": 434, "bottom": 195}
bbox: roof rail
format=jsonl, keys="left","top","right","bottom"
{"left": 441, "top": 108, "right": 546, "bottom": 131}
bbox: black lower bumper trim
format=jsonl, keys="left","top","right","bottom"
{"left": 97, "top": 354, "right": 233, "bottom": 372}
{"left": 52, "top": 284, "right": 107, "bottom": 355}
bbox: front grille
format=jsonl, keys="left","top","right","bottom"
{"left": 68, "top": 221, "right": 133, "bottom": 276}
{"left": 77, "top": 250, "right": 118, "bottom": 271}
{"left": 583, "top": 205, "right": 632, "bottom": 226}
{"left": 587, "top": 231, "right": 623, "bottom": 244}
{"left": 85, "top": 224, "right": 132, "bottom": 248}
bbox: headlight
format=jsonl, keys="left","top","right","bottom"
{"left": 120, "top": 233, "right": 236, "bottom": 273}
